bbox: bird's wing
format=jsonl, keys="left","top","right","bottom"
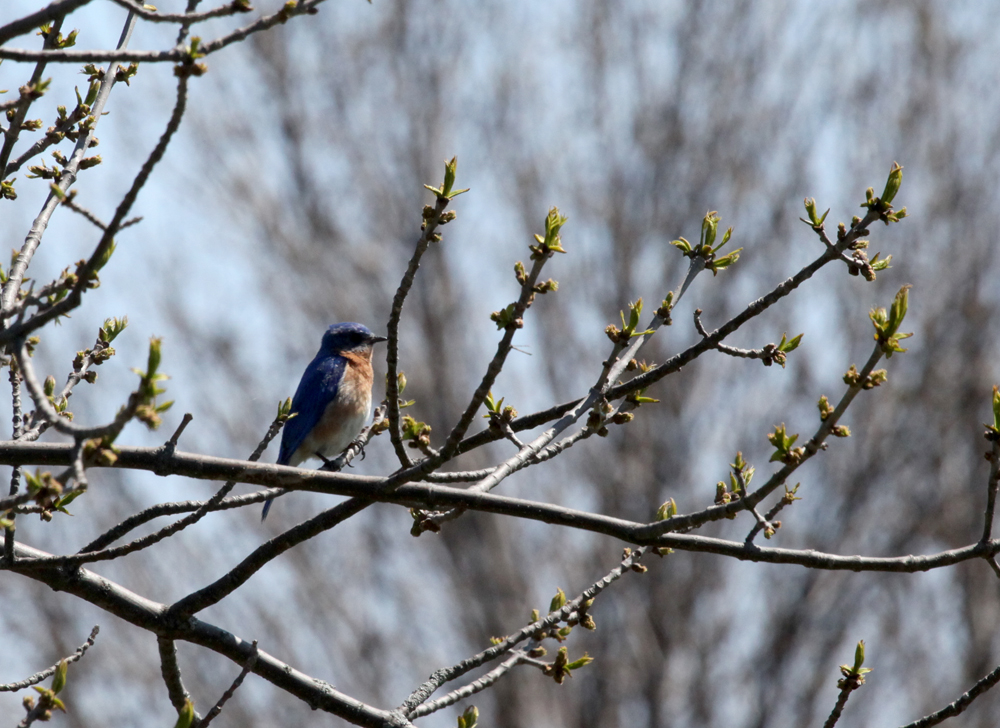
{"left": 277, "top": 354, "right": 347, "bottom": 465}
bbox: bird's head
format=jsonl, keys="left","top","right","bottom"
{"left": 320, "top": 323, "right": 388, "bottom": 356}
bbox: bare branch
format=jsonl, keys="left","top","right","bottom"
{"left": 7, "top": 541, "right": 394, "bottom": 726}
{"left": 199, "top": 641, "right": 258, "bottom": 727}
{"left": 401, "top": 547, "right": 645, "bottom": 716}
{"left": 385, "top": 194, "right": 451, "bottom": 469}
{"left": 898, "top": 662, "right": 1000, "bottom": 728}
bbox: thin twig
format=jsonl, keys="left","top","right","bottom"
{"left": 745, "top": 485, "right": 798, "bottom": 543}
{"left": 61, "top": 196, "right": 109, "bottom": 230}
{"left": 822, "top": 683, "right": 856, "bottom": 728}
{"left": 645, "top": 344, "right": 885, "bottom": 539}
{"left": 436, "top": 243, "right": 560, "bottom": 462}
{"left": 109, "top": 0, "right": 248, "bottom": 25}
{"left": 2, "top": 60, "right": 185, "bottom": 343}
{"left": 71, "top": 412, "right": 285, "bottom": 560}
{"left": 1, "top": 12, "right": 137, "bottom": 324}
{"left": 408, "top": 652, "right": 525, "bottom": 719}
{"left": 416, "top": 257, "right": 696, "bottom": 530}
{"left": 2, "top": 103, "right": 91, "bottom": 179}
{"left": 0, "top": 0, "right": 330, "bottom": 64}
{"left": 443, "top": 212, "right": 881, "bottom": 466}
{"left": 22, "top": 333, "right": 116, "bottom": 440}
{"left": 165, "top": 413, "right": 194, "bottom": 449}
{"left": 77, "top": 489, "right": 277, "bottom": 554}
{"left": 385, "top": 195, "right": 450, "bottom": 469}
{"left": 0, "top": 625, "right": 98, "bottom": 692}
{"left": 199, "top": 641, "right": 258, "bottom": 727}
{"left": 0, "top": 16, "right": 64, "bottom": 179}
{"left": 897, "top": 662, "right": 1000, "bottom": 728}
{"left": 4, "top": 365, "right": 24, "bottom": 565}
{"left": 401, "top": 547, "right": 646, "bottom": 715}
{"left": 14, "top": 336, "right": 143, "bottom": 440}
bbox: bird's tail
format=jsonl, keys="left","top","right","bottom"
{"left": 261, "top": 498, "right": 273, "bottom": 521}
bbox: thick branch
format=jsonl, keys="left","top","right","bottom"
{"left": 1, "top": 441, "right": 999, "bottom": 576}
{"left": 7, "top": 542, "right": 400, "bottom": 727}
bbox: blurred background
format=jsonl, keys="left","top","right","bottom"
{"left": 3, "top": 1, "right": 1000, "bottom": 725}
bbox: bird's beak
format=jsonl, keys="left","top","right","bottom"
{"left": 372, "top": 335, "right": 388, "bottom": 344}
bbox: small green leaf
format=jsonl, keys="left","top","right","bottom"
{"left": 549, "top": 587, "right": 566, "bottom": 613}
{"left": 566, "top": 653, "right": 594, "bottom": 671}
{"left": 700, "top": 210, "right": 719, "bottom": 250}
{"left": 881, "top": 162, "right": 903, "bottom": 205}
{"left": 51, "top": 659, "right": 68, "bottom": 694}
{"left": 173, "top": 699, "right": 195, "bottom": 728}
{"left": 457, "top": 705, "right": 479, "bottom": 728}
{"left": 84, "top": 78, "right": 100, "bottom": 106}
{"left": 992, "top": 386, "right": 1000, "bottom": 431}
{"left": 656, "top": 498, "right": 677, "bottom": 521}
{"left": 777, "top": 333, "right": 803, "bottom": 353}
{"left": 670, "top": 237, "right": 692, "bottom": 254}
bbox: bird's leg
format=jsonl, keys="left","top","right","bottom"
{"left": 315, "top": 451, "right": 337, "bottom": 467}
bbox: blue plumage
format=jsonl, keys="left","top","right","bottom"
{"left": 262, "top": 323, "right": 386, "bottom": 520}
{"left": 277, "top": 355, "right": 347, "bottom": 467}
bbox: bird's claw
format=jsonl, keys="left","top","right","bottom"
{"left": 348, "top": 437, "right": 368, "bottom": 465}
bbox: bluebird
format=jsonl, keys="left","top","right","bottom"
{"left": 262, "top": 323, "right": 387, "bottom": 520}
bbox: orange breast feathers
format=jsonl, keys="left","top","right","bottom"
{"left": 297, "top": 349, "right": 375, "bottom": 461}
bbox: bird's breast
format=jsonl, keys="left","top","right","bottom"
{"left": 303, "top": 359, "right": 373, "bottom": 458}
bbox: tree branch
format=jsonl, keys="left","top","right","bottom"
{"left": 6, "top": 542, "right": 399, "bottom": 727}
{"left": 0, "top": 625, "right": 98, "bottom": 692}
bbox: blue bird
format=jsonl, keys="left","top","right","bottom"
{"left": 262, "top": 323, "right": 387, "bottom": 520}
